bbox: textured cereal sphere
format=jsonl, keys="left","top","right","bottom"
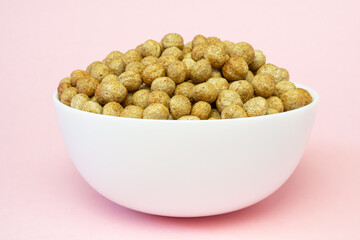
{"left": 182, "top": 58, "right": 196, "bottom": 79}
{"left": 210, "top": 109, "right": 221, "bottom": 119}
{"left": 223, "top": 40, "right": 235, "bottom": 55}
{"left": 70, "top": 70, "right": 90, "bottom": 87}
{"left": 82, "top": 101, "right": 102, "bottom": 114}
{"left": 70, "top": 93, "right": 89, "bottom": 110}
{"left": 121, "top": 105, "right": 143, "bottom": 119}
{"left": 60, "top": 77, "right": 71, "bottom": 84}
{"left": 141, "top": 39, "right": 162, "bottom": 57}
{"left": 123, "top": 92, "right": 134, "bottom": 107}
{"left": 169, "top": 95, "right": 192, "bottom": 119}
{"left": 90, "top": 95, "right": 99, "bottom": 103}
{"left": 184, "top": 41, "right": 192, "bottom": 49}
{"left": 76, "top": 76, "right": 100, "bottom": 97}
{"left": 221, "top": 104, "right": 248, "bottom": 119}
{"left": 182, "top": 46, "right": 192, "bottom": 54}
{"left": 60, "top": 87, "right": 77, "bottom": 106}
{"left": 229, "top": 42, "right": 255, "bottom": 65}
{"left": 174, "top": 82, "right": 195, "bottom": 101}
{"left": 103, "top": 57, "right": 126, "bottom": 75}
{"left": 123, "top": 49, "right": 142, "bottom": 65}
{"left": 167, "top": 60, "right": 187, "bottom": 84}
{"left": 192, "top": 34, "right": 208, "bottom": 48}
{"left": 143, "top": 103, "right": 169, "bottom": 120}
{"left": 274, "top": 81, "right": 296, "bottom": 97}
{"left": 183, "top": 52, "right": 192, "bottom": 59}
{"left": 100, "top": 80, "right": 127, "bottom": 103}
{"left": 125, "top": 61, "right": 146, "bottom": 74}
{"left": 148, "top": 90, "right": 170, "bottom": 108}
{"left": 191, "top": 44, "right": 208, "bottom": 61}
{"left": 204, "top": 44, "right": 228, "bottom": 68}
{"left": 157, "top": 55, "right": 178, "bottom": 69}
{"left": 141, "top": 56, "right": 158, "bottom": 66}
{"left": 280, "top": 89, "right": 311, "bottom": 111}
{"left": 267, "top": 96, "right": 284, "bottom": 113}
{"left": 279, "top": 68, "right": 290, "bottom": 81}
{"left": 189, "top": 59, "right": 212, "bottom": 84}
{"left": 211, "top": 68, "right": 222, "bottom": 78}
{"left": 86, "top": 61, "right": 101, "bottom": 73}
{"left": 297, "top": 88, "right": 313, "bottom": 105}
{"left": 161, "top": 47, "right": 183, "bottom": 60}
{"left": 257, "top": 64, "right": 285, "bottom": 82}
{"left": 132, "top": 89, "right": 150, "bottom": 109}
{"left": 151, "top": 77, "right": 176, "bottom": 96}
{"left": 252, "top": 73, "right": 276, "bottom": 98}
{"left": 243, "top": 96, "right": 268, "bottom": 117}
{"left": 228, "top": 80, "right": 254, "bottom": 103}
{"left": 57, "top": 82, "right": 72, "bottom": 98}
{"left": 249, "top": 50, "right": 266, "bottom": 71}
{"left": 105, "top": 51, "right": 123, "bottom": 60}
{"left": 192, "top": 82, "right": 218, "bottom": 103}
{"left": 245, "top": 71, "right": 254, "bottom": 83}
{"left": 161, "top": 33, "right": 184, "bottom": 50}
{"left": 191, "top": 101, "right": 212, "bottom": 120}
{"left": 141, "top": 64, "right": 166, "bottom": 86}
{"left": 178, "top": 115, "right": 200, "bottom": 120}
{"left": 266, "top": 108, "right": 279, "bottom": 115}
{"left": 90, "top": 63, "right": 110, "bottom": 81}
{"left": 216, "top": 90, "right": 243, "bottom": 112}
{"left": 222, "top": 56, "right": 249, "bottom": 81}
{"left": 94, "top": 84, "right": 106, "bottom": 105}
{"left": 102, "top": 102, "right": 123, "bottom": 116}
{"left": 101, "top": 74, "right": 119, "bottom": 84}
{"left": 207, "top": 77, "right": 229, "bottom": 93}
{"left": 119, "top": 71, "right": 142, "bottom": 91}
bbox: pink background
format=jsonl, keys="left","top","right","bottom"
{"left": 1, "top": 0, "right": 359, "bottom": 239}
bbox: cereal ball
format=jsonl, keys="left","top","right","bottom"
{"left": 257, "top": 64, "right": 287, "bottom": 82}
{"left": 223, "top": 40, "right": 235, "bottom": 55}
{"left": 101, "top": 74, "right": 118, "bottom": 84}
{"left": 192, "top": 82, "right": 218, "bottom": 103}
{"left": 123, "top": 49, "right": 142, "bottom": 65}
{"left": 221, "top": 104, "right": 247, "bottom": 119}
{"left": 94, "top": 84, "right": 106, "bottom": 105}
{"left": 191, "top": 101, "right": 212, "bottom": 120}
{"left": 228, "top": 80, "right": 254, "bottom": 103}
{"left": 245, "top": 71, "right": 254, "bottom": 83}
{"left": 266, "top": 108, "right": 279, "bottom": 115}
{"left": 76, "top": 76, "right": 100, "bottom": 97}
{"left": 157, "top": 55, "right": 178, "bottom": 69}
{"left": 86, "top": 61, "right": 101, "bottom": 73}
{"left": 103, "top": 57, "right": 126, "bottom": 75}
{"left": 161, "top": 33, "right": 184, "bottom": 50}
{"left": 189, "top": 59, "right": 212, "bottom": 84}
{"left": 182, "top": 46, "right": 192, "bottom": 54}
{"left": 174, "top": 82, "right": 195, "bottom": 101}
{"left": 141, "top": 64, "right": 166, "bottom": 85}
{"left": 222, "top": 56, "right": 249, "bottom": 81}
{"left": 204, "top": 44, "right": 228, "bottom": 68}
{"left": 132, "top": 89, "right": 150, "bottom": 109}
{"left": 169, "top": 95, "right": 192, "bottom": 119}
{"left": 252, "top": 73, "right": 276, "bottom": 98}
{"left": 279, "top": 68, "right": 290, "bottom": 81}
{"left": 192, "top": 34, "right": 208, "bottom": 48}
{"left": 243, "top": 96, "right": 268, "bottom": 117}
{"left": 121, "top": 105, "right": 143, "bottom": 119}
{"left": 82, "top": 101, "right": 102, "bottom": 114}
{"left": 211, "top": 68, "right": 222, "bottom": 78}
{"left": 207, "top": 77, "right": 229, "bottom": 93}
{"left": 274, "top": 81, "right": 296, "bottom": 97}
{"left": 125, "top": 61, "right": 146, "bottom": 74}
{"left": 191, "top": 44, "right": 208, "bottom": 61}
{"left": 70, "top": 93, "right": 89, "bottom": 110}
{"left": 210, "top": 109, "right": 221, "bottom": 119}
{"left": 182, "top": 58, "right": 196, "bottom": 79}
{"left": 184, "top": 41, "right": 192, "bottom": 49}
{"left": 57, "top": 82, "right": 72, "bottom": 98}
{"left": 103, "top": 102, "right": 124, "bottom": 116}
{"left": 167, "top": 60, "right": 187, "bottom": 84}
{"left": 148, "top": 90, "right": 170, "bottom": 108}
{"left": 183, "top": 52, "right": 192, "bottom": 59}
{"left": 105, "top": 51, "right": 123, "bottom": 60}
{"left": 100, "top": 79, "right": 127, "bottom": 103}
{"left": 249, "top": 50, "right": 266, "bottom": 71}
{"left": 229, "top": 42, "right": 255, "bottom": 65}
{"left": 267, "top": 96, "right": 284, "bottom": 112}
{"left": 119, "top": 71, "right": 142, "bottom": 91}
{"left": 123, "top": 92, "right": 134, "bottom": 107}
{"left": 90, "top": 95, "right": 99, "bottom": 103}
{"left": 280, "top": 89, "right": 311, "bottom": 111}
{"left": 60, "top": 87, "right": 77, "bottom": 106}
{"left": 216, "top": 90, "right": 243, "bottom": 112}
{"left": 60, "top": 77, "right": 71, "bottom": 84}
{"left": 297, "top": 88, "right": 313, "bottom": 105}
{"left": 142, "top": 56, "right": 158, "bottom": 66}
{"left": 161, "top": 47, "right": 183, "bottom": 60}
{"left": 143, "top": 103, "right": 169, "bottom": 120}
{"left": 178, "top": 115, "right": 200, "bottom": 120}
{"left": 151, "top": 77, "right": 176, "bottom": 96}
{"left": 141, "top": 39, "right": 162, "bottom": 57}
{"left": 90, "top": 63, "right": 110, "bottom": 81}
{"left": 70, "top": 70, "right": 90, "bottom": 87}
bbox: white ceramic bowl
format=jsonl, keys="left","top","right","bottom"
{"left": 54, "top": 83, "right": 319, "bottom": 217}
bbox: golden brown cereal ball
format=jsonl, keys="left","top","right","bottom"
{"left": 189, "top": 59, "right": 212, "bottom": 84}
{"left": 252, "top": 73, "right": 276, "bottom": 98}
{"left": 178, "top": 115, "right": 200, "bottom": 120}
{"left": 103, "top": 57, "right": 126, "bottom": 75}
{"left": 60, "top": 77, "right": 71, "bottom": 84}
{"left": 132, "top": 89, "right": 150, "bottom": 109}
{"left": 191, "top": 44, "right": 208, "bottom": 61}
{"left": 279, "top": 68, "right": 290, "bottom": 81}
{"left": 228, "top": 80, "right": 254, "bottom": 103}
{"left": 222, "top": 56, "right": 249, "bottom": 81}
{"left": 141, "top": 64, "right": 166, "bottom": 85}
{"left": 161, "top": 47, "right": 183, "bottom": 60}
{"left": 183, "top": 52, "right": 192, "bottom": 59}
{"left": 274, "top": 81, "right": 296, "bottom": 97}
{"left": 169, "top": 95, "right": 192, "bottom": 119}
{"left": 86, "top": 61, "right": 101, "bottom": 73}
{"left": 174, "top": 82, "right": 195, "bottom": 101}
{"left": 191, "top": 101, "right": 212, "bottom": 120}
{"left": 211, "top": 68, "right": 222, "bottom": 78}
{"left": 121, "top": 105, "right": 143, "bottom": 119}
{"left": 243, "top": 96, "right": 268, "bottom": 117}
{"left": 101, "top": 74, "right": 119, "bottom": 83}
{"left": 167, "top": 60, "right": 187, "bottom": 84}
{"left": 100, "top": 79, "right": 127, "bottom": 103}
{"left": 223, "top": 40, "right": 235, "bottom": 55}
{"left": 192, "top": 34, "right": 208, "bottom": 48}
{"left": 119, "top": 71, "right": 142, "bottom": 91}
{"left": 249, "top": 50, "right": 266, "bottom": 71}
{"left": 184, "top": 41, "right": 192, "bottom": 49}
{"left": 125, "top": 61, "right": 146, "bottom": 74}
{"left": 204, "top": 44, "right": 228, "bottom": 68}
{"left": 245, "top": 70, "right": 254, "bottom": 83}
{"left": 221, "top": 104, "right": 248, "bottom": 119}
{"left": 90, "top": 95, "right": 99, "bottom": 103}
{"left": 210, "top": 109, "right": 221, "bottom": 119}
{"left": 207, "top": 77, "right": 229, "bottom": 93}
{"left": 82, "top": 101, "right": 102, "bottom": 114}
{"left": 182, "top": 58, "right": 196, "bottom": 79}
{"left": 266, "top": 108, "right": 279, "bottom": 115}
{"left": 70, "top": 93, "right": 89, "bottom": 110}
{"left": 105, "top": 51, "right": 123, "bottom": 60}
{"left": 70, "top": 70, "right": 90, "bottom": 87}
{"left": 142, "top": 56, "right": 158, "bottom": 66}
{"left": 161, "top": 33, "right": 184, "bottom": 50}
{"left": 257, "top": 63, "right": 287, "bottom": 82}
{"left": 76, "top": 76, "right": 100, "bottom": 97}
{"left": 267, "top": 96, "right": 284, "bottom": 113}
{"left": 94, "top": 84, "right": 106, "bottom": 105}
{"left": 182, "top": 46, "right": 192, "bottom": 54}
{"left": 141, "top": 39, "right": 162, "bottom": 57}
{"left": 103, "top": 102, "right": 124, "bottom": 116}
{"left": 192, "top": 82, "right": 218, "bottom": 103}
{"left": 229, "top": 42, "right": 255, "bottom": 65}
{"left": 123, "top": 92, "right": 134, "bottom": 107}
{"left": 148, "top": 90, "right": 170, "bottom": 108}
{"left": 157, "top": 55, "right": 178, "bottom": 69}
{"left": 143, "top": 103, "right": 169, "bottom": 119}
{"left": 60, "top": 87, "right": 77, "bottom": 106}
{"left": 123, "top": 49, "right": 142, "bottom": 65}
{"left": 280, "top": 89, "right": 311, "bottom": 111}
{"left": 90, "top": 63, "right": 110, "bottom": 81}
{"left": 151, "top": 77, "right": 176, "bottom": 96}
{"left": 216, "top": 90, "right": 243, "bottom": 112}
{"left": 297, "top": 88, "right": 313, "bottom": 105}
{"left": 57, "top": 82, "right": 72, "bottom": 98}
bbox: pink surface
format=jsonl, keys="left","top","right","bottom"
{"left": 1, "top": 0, "right": 359, "bottom": 239}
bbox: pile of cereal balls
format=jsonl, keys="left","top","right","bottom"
{"left": 58, "top": 33, "right": 312, "bottom": 120}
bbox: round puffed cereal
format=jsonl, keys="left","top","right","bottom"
{"left": 169, "top": 95, "right": 192, "bottom": 119}
{"left": 101, "top": 74, "right": 118, "bottom": 84}
{"left": 125, "top": 61, "right": 146, "bottom": 74}
{"left": 103, "top": 102, "right": 124, "bottom": 116}
{"left": 216, "top": 90, "right": 243, "bottom": 112}
{"left": 90, "top": 95, "right": 99, "bottom": 103}
{"left": 191, "top": 44, "right": 208, "bottom": 61}
{"left": 94, "top": 84, "right": 106, "bottom": 105}
{"left": 204, "top": 44, "right": 228, "bottom": 68}
{"left": 70, "top": 93, "right": 89, "bottom": 110}
{"left": 86, "top": 61, "right": 101, "bottom": 73}
{"left": 100, "top": 79, "right": 127, "bottom": 103}
{"left": 223, "top": 40, "right": 235, "bottom": 55}
{"left": 132, "top": 89, "right": 150, "bottom": 109}
{"left": 141, "top": 40, "right": 162, "bottom": 57}
{"left": 228, "top": 80, "right": 254, "bottom": 103}
{"left": 280, "top": 89, "right": 312, "bottom": 111}
{"left": 222, "top": 56, "right": 249, "bottom": 81}
{"left": 178, "top": 115, "right": 200, "bottom": 120}
{"left": 167, "top": 60, "right": 187, "bottom": 84}
{"left": 121, "top": 105, "right": 143, "bottom": 119}
{"left": 192, "top": 34, "right": 208, "bottom": 48}
{"left": 266, "top": 108, "right": 279, "bottom": 115}
{"left": 221, "top": 104, "right": 247, "bottom": 119}
{"left": 141, "top": 56, "right": 158, "bottom": 66}
{"left": 297, "top": 88, "right": 313, "bottom": 105}
{"left": 252, "top": 73, "right": 276, "bottom": 98}
{"left": 274, "top": 81, "right": 296, "bottom": 97}
{"left": 183, "top": 52, "right": 192, "bottom": 59}
{"left": 229, "top": 42, "right": 255, "bottom": 65}
{"left": 174, "top": 82, "right": 195, "bottom": 101}
{"left": 143, "top": 103, "right": 169, "bottom": 120}
{"left": 257, "top": 64, "right": 286, "bottom": 82}
{"left": 207, "top": 77, "right": 229, "bottom": 93}
{"left": 57, "top": 82, "right": 72, "bottom": 98}
{"left": 184, "top": 41, "right": 192, "bottom": 49}
{"left": 249, "top": 50, "right": 266, "bottom": 71}
{"left": 103, "top": 57, "right": 126, "bottom": 75}
{"left": 245, "top": 71, "right": 254, "bottom": 83}
{"left": 210, "top": 109, "right": 221, "bottom": 119}
{"left": 105, "top": 51, "right": 123, "bottom": 60}
{"left": 151, "top": 77, "right": 176, "bottom": 96}
{"left": 123, "top": 92, "right": 134, "bottom": 107}
{"left": 243, "top": 96, "right": 268, "bottom": 117}
{"left": 279, "top": 68, "right": 290, "bottom": 81}
{"left": 189, "top": 59, "right": 212, "bottom": 84}
{"left": 161, "top": 47, "right": 183, "bottom": 60}
{"left": 267, "top": 96, "right": 284, "bottom": 112}
{"left": 211, "top": 68, "right": 222, "bottom": 78}
{"left": 191, "top": 101, "right": 212, "bottom": 120}
{"left": 90, "top": 63, "right": 110, "bottom": 81}
{"left": 182, "top": 46, "right": 192, "bottom": 54}
{"left": 157, "top": 55, "right": 178, "bottom": 69}
{"left": 119, "top": 71, "right": 142, "bottom": 91}
{"left": 148, "top": 90, "right": 170, "bottom": 108}
{"left": 60, "top": 87, "right": 77, "bottom": 106}
{"left": 76, "top": 76, "right": 100, "bottom": 97}
{"left": 141, "top": 64, "right": 166, "bottom": 86}
{"left": 161, "top": 33, "right": 184, "bottom": 50}
{"left": 70, "top": 70, "right": 90, "bottom": 87}
{"left": 82, "top": 101, "right": 102, "bottom": 114}
{"left": 192, "top": 82, "right": 218, "bottom": 103}
{"left": 182, "top": 58, "right": 196, "bottom": 79}
{"left": 60, "top": 77, "right": 71, "bottom": 84}
{"left": 123, "top": 49, "right": 142, "bottom": 65}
